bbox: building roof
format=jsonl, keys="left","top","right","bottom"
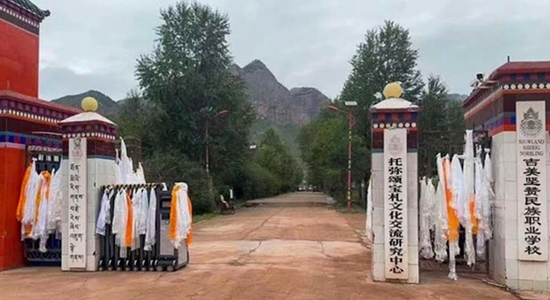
{"left": 487, "top": 61, "right": 550, "bottom": 79}
{"left": 6, "top": 0, "right": 50, "bottom": 19}
{"left": 0, "top": 90, "right": 81, "bottom": 114}
{"left": 463, "top": 60, "right": 550, "bottom": 108}
{"left": 59, "top": 111, "right": 116, "bottom": 125}
{"left": 371, "top": 98, "right": 419, "bottom": 111}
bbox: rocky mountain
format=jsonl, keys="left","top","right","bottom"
{"left": 51, "top": 60, "right": 329, "bottom": 127}
{"left": 448, "top": 93, "right": 468, "bottom": 102}
{"left": 51, "top": 90, "right": 119, "bottom": 117}
{"left": 232, "top": 59, "right": 330, "bottom": 125}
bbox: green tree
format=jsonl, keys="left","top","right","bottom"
{"left": 339, "top": 20, "right": 424, "bottom": 141}
{"left": 116, "top": 90, "right": 158, "bottom": 141}
{"left": 300, "top": 21, "right": 422, "bottom": 205}
{"left": 256, "top": 128, "right": 302, "bottom": 193}
{"left": 417, "top": 76, "right": 465, "bottom": 176}
{"left": 237, "top": 162, "right": 281, "bottom": 200}
{"left": 125, "top": 1, "right": 255, "bottom": 212}
{"left": 298, "top": 108, "right": 369, "bottom": 204}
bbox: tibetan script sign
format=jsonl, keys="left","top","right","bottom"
{"left": 517, "top": 101, "right": 547, "bottom": 261}
{"left": 68, "top": 136, "right": 87, "bottom": 269}
{"left": 383, "top": 128, "right": 408, "bottom": 279}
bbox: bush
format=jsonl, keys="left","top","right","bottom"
{"left": 142, "top": 149, "right": 215, "bottom": 215}
{"left": 239, "top": 162, "right": 281, "bottom": 200}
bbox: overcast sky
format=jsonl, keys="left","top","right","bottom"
{"left": 34, "top": 0, "right": 550, "bottom": 101}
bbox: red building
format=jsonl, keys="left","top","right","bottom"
{"left": 463, "top": 62, "right": 550, "bottom": 288}
{"left": 463, "top": 61, "right": 550, "bottom": 134}
{"left": 0, "top": 0, "right": 80, "bottom": 271}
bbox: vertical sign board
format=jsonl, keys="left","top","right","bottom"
{"left": 383, "top": 128, "right": 408, "bottom": 279}
{"left": 68, "top": 136, "right": 87, "bottom": 269}
{"left": 516, "top": 101, "right": 547, "bottom": 261}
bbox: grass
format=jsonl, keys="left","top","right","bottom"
{"left": 334, "top": 203, "right": 366, "bottom": 214}
{"left": 192, "top": 201, "right": 246, "bottom": 223}
{"left": 193, "top": 212, "right": 218, "bottom": 224}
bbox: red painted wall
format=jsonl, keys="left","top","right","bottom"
{"left": 0, "top": 19, "right": 39, "bottom": 98}
{"left": 0, "top": 147, "right": 26, "bottom": 271}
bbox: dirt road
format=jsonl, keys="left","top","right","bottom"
{"left": 0, "top": 193, "right": 518, "bottom": 300}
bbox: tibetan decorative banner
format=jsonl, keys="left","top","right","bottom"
{"left": 516, "top": 101, "right": 547, "bottom": 261}
{"left": 383, "top": 128, "right": 408, "bottom": 279}
{"left": 68, "top": 136, "right": 88, "bottom": 269}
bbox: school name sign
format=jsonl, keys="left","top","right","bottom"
{"left": 383, "top": 128, "right": 409, "bottom": 279}
{"left": 516, "top": 101, "right": 548, "bottom": 262}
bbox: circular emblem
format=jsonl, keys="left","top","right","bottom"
{"left": 71, "top": 136, "right": 83, "bottom": 158}
{"left": 520, "top": 107, "right": 543, "bottom": 137}
{"left": 388, "top": 135, "right": 403, "bottom": 155}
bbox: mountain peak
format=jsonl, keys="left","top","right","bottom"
{"left": 228, "top": 64, "right": 243, "bottom": 77}
{"left": 50, "top": 90, "right": 119, "bottom": 116}
{"left": 243, "top": 59, "right": 269, "bottom": 72}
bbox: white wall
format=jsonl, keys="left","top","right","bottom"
{"left": 371, "top": 151, "right": 419, "bottom": 283}
{"left": 491, "top": 131, "right": 550, "bottom": 291}
{"left": 62, "top": 157, "right": 116, "bottom": 272}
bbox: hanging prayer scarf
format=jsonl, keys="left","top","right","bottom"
{"left": 169, "top": 183, "right": 193, "bottom": 249}
{"left": 96, "top": 189, "right": 111, "bottom": 236}
{"left": 462, "top": 130, "right": 476, "bottom": 267}
{"left": 187, "top": 196, "right": 193, "bottom": 246}
{"left": 16, "top": 163, "right": 33, "bottom": 222}
{"left": 419, "top": 177, "right": 434, "bottom": 259}
{"left": 124, "top": 190, "right": 134, "bottom": 248}
{"left": 434, "top": 154, "right": 449, "bottom": 263}
{"left": 365, "top": 176, "right": 373, "bottom": 244}
{"left": 144, "top": 187, "right": 157, "bottom": 251}
{"left": 169, "top": 184, "right": 181, "bottom": 245}
{"left": 442, "top": 156, "right": 459, "bottom": 243}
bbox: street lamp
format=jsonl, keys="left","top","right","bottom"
{"left": 249, "top": 144, "right": 257, "bottom": 160}
{"left": 328, "top": 101, "right": 357, "bottom": 212}
{"left": 205, "top": 109, "right": 229, "bottom": 174}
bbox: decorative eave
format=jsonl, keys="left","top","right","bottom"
{"left": 3, "top": 0, "right": 49, "bottom": 21}
{"left": 370, "top": 83, "right": 419, "bottom": 132}
{"left": 59, "top": 112, "right": 116, "bottom": 126}
{"left": 370, "top": 98, "right": 419, "bottom": 113}
{"left": 0, "top": 0, "right": 49, "bottom": 34}
{"left": 59, "top": 97, "right": 118, "bottom": 141}
{"left": 463, "top": 61, "right": 550, "bottom": 109}
{"left": 0, "top": 90, "right": 80, "bottom": 124}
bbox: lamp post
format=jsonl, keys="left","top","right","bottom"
{"left": 328, "top": 101, "right": 357, "bottom": 212}
{"left": 205, "top": 109, "right": 229, "bottom": 174}
{"left": 249, "top": 144, "right": 257, "bottom": 160}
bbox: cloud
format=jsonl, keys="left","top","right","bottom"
{"left": 33, "top": 0, "right": 550, "bottom": 100}
{"left": 40, "top": 66, "right": 133, "bottom": 100}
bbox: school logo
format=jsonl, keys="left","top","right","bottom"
{"left": 71, "top": 136, "right": 83, "bottom": 159}
{"left": 519, "top": 107, "right": 543, "bottom": 137}
{"left": 388, "top": 134, "right": 404, "bottom": 155}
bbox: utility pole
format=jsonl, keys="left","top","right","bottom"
{"left": 328, "top": 101, "right": 357, "bottom": 212}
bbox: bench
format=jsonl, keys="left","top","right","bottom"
{"left": 220, "top": 195, "right": 236, "bottom": 215}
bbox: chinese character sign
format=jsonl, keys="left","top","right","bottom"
{"left": 68, "top": 136, "right": 88, "bottom": 268}
{"left": 383, "top": 128, "right": 408, "bottom": 279}
{"left": 516, "top": 101, "right": 547, "bottom": 262}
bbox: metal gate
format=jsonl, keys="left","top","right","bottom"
{"left": 23, "top": 132, "right": 62, "bottom": 266}
{"left": 97, "top": 183, "right": 189, "bottom": 272}
{"left": 418, "top": 130, "right": 493, "bottom": 275}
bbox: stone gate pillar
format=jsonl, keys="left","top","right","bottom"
{"left": 370, "top": 82, "right": 419, "bottom": 283}
{"left": 463, "top": 61, "right": 550, "bottom": 291}
{"left": 59, "top": 97, "right": 117, "bottom": 271}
